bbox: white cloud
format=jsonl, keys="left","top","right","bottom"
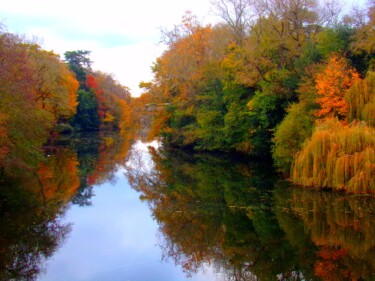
{"left": 91, "top": 42, "right": 165, "bottom": 96}
{"left": 10, "top": 0, "right": 367, "bottom": 96}
{"left": 1, "top": 0, "right": 217, "bottom": 96}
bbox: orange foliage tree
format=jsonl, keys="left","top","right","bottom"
{"left": 86, "top": 72, "right": 130, "bottom": 130}
{"left": 35, "top": 148, "right": 80, "bottom": 205}
{"left": 314, "top": 54, "right": 360, "bottom": 121}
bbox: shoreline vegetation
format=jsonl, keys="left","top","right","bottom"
{"left": 130, "top": 0, "right": 374, "bottom": 194}
{"left": 1, "top": 0, "right": 374, "bottom": 194}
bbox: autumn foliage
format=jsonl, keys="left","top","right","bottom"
{"left": 0, "top": 31, "right": 79, "bottom": 171}
{"left": 345, "top": 71, "right": 375, "bottom": 126}
{"left": 35, "top": 148, "right": 80, "bottom": 204}
{"left": 291, "top": 119, "right": 375, "bottom": 193}
{"left": 314, "top": 54, "right": 360, "bottom": 121}
{"left": 287, "top": 187, "right": 375, "bottom": 280}
{"left": 289, "top": 68, "right": 374, "bottom": 193}
{"left": 85, "top": 73, "right": 130, "bottom": 129}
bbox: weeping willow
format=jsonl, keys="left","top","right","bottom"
{"left": 291, "top": 119, "right": 375, "bottom": 194}
{"left": 345, "top": 71, "right": 375, "bottom": 126}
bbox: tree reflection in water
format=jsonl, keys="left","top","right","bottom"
{"left": 125, "top": 143, "right": 375, "bottom": 281}
{"left": 1, "top": 135, "right": 373, "bottom": 281}
{"left": 0, "top": 147, "right": 79, "bottom": 280}
{"left": 275, "top": 187, "right": 375, "bottom": 281}
{"left": 0, "top": 131, "right": 134, "bottom": 280}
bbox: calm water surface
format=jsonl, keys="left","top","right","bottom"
{"left": 38, "top": 156, "right": 219, "bottom": 281}
{"left": 0, "top": 132, "right": 374, "bottom": 281}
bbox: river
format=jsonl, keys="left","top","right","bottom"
{"left": 0, "top": 132, "right": 374, "bottom": 281}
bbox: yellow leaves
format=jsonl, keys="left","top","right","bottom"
{"left": 345, "top": 71, "right": 375, "bottom": 126}
{"left": 291, "top": 118, "right": 375, "bottom": 194}
{"left": 103, "top": 136, "right": 115, "bottom": 147}
{"left": 221, "top": 41, "right": 262, "bottom": 87}
{"left": 29, "top": 48, "right": 79, "bottom": 120}
{"left": 102, "top": 112, "right": 115, "bottom": 123}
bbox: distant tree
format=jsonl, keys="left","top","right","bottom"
{"left": 64, "top": 50, "right": 92, "bottom": 88}
{"left": 348, "top": 0, "right": 375, "bottom": 56}
{"left": 70, "top": 89, "right": 100, "bottom": 131}
{"left": 211, "top": 0, "right": 253, "bottom": 44}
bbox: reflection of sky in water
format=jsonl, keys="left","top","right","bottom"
{"left": 38, "top": 141, "right": 222, "bottom": 281}
{"left": 123, "top": 140, "right": 160, "bottom": 173}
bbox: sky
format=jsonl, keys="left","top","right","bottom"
{"left": 1, "top": 0, "right": 367, "bottom": 97}
{"left": 1, "top": 0, "right": 219, "bottom": 96}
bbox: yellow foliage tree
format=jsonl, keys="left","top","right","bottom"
{"left": 291, "top": 118, "right": 375, "bottom": 194}
{"left": 345, "top": 71, "right": 375, "bottom": 126}
{"left": 29, "top": 47, "right": 79, "bottom": 121}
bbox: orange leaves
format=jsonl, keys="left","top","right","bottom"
{"left": 156, "top": 22, "right": 213, "bottom": 100}
{"left": 314, "top": 247, "right": 350, "bottom": 281}
{"left": 148, "top": 110, "right": 170, "bottom": 140}
{"left": 314, "top": 54, "right": 360, "bottom": 121}
{"left": 65, "top": 74, "right": 79, "bottom": 111}
{"left": 35, "top": 149, "right": 80, "bottom": 203}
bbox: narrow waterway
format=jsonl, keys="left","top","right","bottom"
{"left": 0, "top": 132, "right": 374, "bottom": 281}
{"left": 38, "top": 143, "right": 221, "bottom": 280}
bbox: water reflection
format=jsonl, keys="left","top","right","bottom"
{"left": 0, "top": 147, "right": 77, "bottom": 280}
{"left": 0, "top": 131, "right": 133, "bottom": 280}
{"left": 126, "top": 145, "right": 375, "bottom": 281}
{"left": 1, "top": 134, "right": 374, "bottom": 280}
{"left": 67, "top": 132, "right": 133, "bottom": 206}
{"left": 275, "top": 187, "right": 375, "bottom": 280}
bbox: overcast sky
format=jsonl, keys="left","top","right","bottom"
{"left": 1, "top": 0, "right": 219, "bottom": 96}
{"left": 1, "top": 0, "right": 367, "bottom": 96}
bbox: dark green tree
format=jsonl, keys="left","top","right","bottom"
{"left": 70, "top": 89, "right": 100, "bottom": 131}
{"left": 64, "top": 50, "right": 92, "bottom": 88}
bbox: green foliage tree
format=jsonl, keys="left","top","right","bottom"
{"left": 64, "top": 50, "right": 92, "bottom": 88}
{"left": 345, "top": 71, "right": 375, "bottom": 126}
{"left": 70, "top": 89, "right": 100, "bottom": 131}
{"left": 64, "top": 51, "right": 131, "bottom": 132}
{"left": 272, "top": 102, "right": 314, "bottom": 175}
{"left": 316, "top": 25, "right": 354, "bottom": 58}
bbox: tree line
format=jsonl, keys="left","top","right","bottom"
{"left": 0, "top": 0, "right": 373, "bottom": 193}
{"left": 0, "top": 28, "right": 131, "bottom": 173}
{"left": 132, "top": 0, "right": 374, "bottom": 193}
